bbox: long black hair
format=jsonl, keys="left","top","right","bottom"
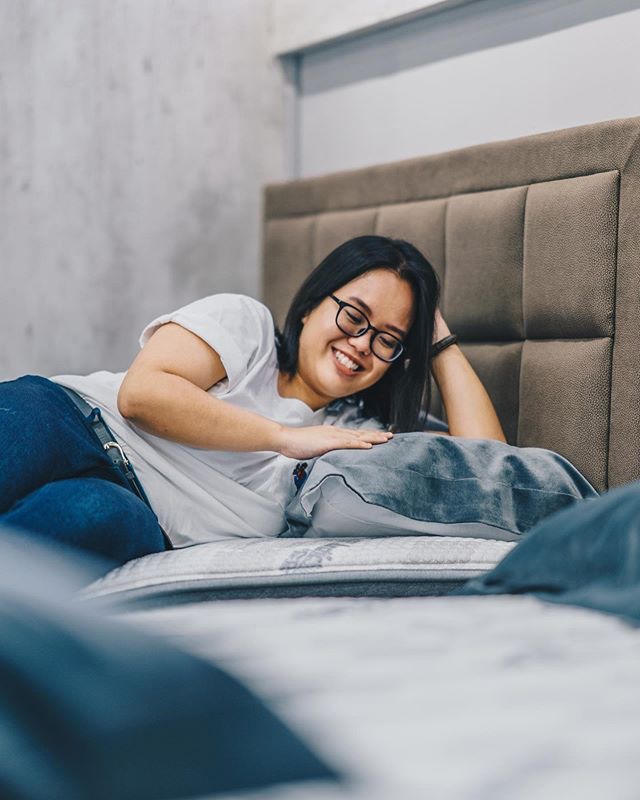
{"left": 275, "top": 235, "right": 440, "bottom": 432}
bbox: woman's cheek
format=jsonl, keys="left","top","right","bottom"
{"left": 370, "top": 364, "right": 390, "bottom": 386}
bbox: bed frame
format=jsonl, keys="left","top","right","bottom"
{"left": 263, "top": 116, "right": 640, "bottom": 493}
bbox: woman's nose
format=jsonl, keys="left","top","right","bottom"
{"left": 348, "top": 334, "right": 371, "bottom": 356}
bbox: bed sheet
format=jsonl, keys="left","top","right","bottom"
{"left": 122, "top": 594, "right": 640, "bottom": 800}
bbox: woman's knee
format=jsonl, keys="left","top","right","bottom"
{"left": 0, "top": 376, "right": 101, "bottom": 513}
{"left": 62, "top": 479, "right": 165, "bottom": 562}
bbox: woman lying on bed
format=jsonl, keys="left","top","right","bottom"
{"left": 0, "top": 235, "right": 505, "bottom": 564}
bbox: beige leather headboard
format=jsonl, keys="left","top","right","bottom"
{"left": 262, "top": 117, "right": 640, "bottom": 492}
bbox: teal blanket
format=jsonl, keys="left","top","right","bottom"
{"left": 458, "top": 480, "right": 640, "bottom": 625}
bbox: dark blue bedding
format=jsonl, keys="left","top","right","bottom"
{"left": 0, "top": 531, "right": 337, "bottom": 800}
{"left": 458, "top": 479, "right": 640, "bottom": 625}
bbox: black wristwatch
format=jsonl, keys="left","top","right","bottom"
{"left": 432, "top": 334, "right": 459, "bottom": 357}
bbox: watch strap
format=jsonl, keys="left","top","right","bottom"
{"left": 432, "top": 333, "right": 459, "bottom": 356}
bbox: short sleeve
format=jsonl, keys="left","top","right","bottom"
{"left": 139, "top": 293, "right": 274, "bottom": 393}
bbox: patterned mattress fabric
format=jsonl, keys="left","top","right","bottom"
{"left": 121, "top": 594, "right": 640, "bottom": 800}
{"left": 80, "top": 536, "right": 515, "bottom": 607}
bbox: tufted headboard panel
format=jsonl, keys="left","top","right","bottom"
{"left": 262, "top": 117, "right": 640, "bottom": 492}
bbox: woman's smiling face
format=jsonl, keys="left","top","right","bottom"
{"left": 291, "top": 268, "right": 415, "bottom": 410}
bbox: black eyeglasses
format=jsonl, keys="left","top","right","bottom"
{"left": 329, "top": 295, "right": 404, "bottom": 363}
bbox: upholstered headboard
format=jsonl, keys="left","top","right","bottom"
{"left": 262, "top": 117, "right": 640, "bottom": 493}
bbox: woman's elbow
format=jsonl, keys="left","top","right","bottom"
{"left": 117, "top": 376, "right": 145, "bottom": 420}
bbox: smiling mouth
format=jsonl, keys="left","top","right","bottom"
{"left": 331, "top": 346, "right": 363, "bottom": 373}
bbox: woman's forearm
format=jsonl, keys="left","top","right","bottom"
{"left": 118, "top": 370, "right": 284, "bottom": 452}
{"left": 431, "top": 344, "right": 507, "bottom": 442}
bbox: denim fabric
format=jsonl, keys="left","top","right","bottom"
{"left": 0, "top": 375, "right": 166, "bottom": 567}
{"left": 283, "top": 432, "right": 598, "bottom": 538}
{"left": 457, "top": 479, "right": 640, "bottom": 624}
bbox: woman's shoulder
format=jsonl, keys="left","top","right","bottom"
{"left": 139, "top": 292, "right": 276, "bottom": 374}
{"left": 172, "top": 292, "right": 275, "bottom": 340}
{"left": 186, "top": 292, "right": 273, "bottom": 324}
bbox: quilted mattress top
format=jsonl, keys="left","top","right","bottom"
{"left": 81, "top": 535, "right": 515, "bottom": 606}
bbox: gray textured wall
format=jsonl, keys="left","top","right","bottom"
{"left": 0, "top": 0, "right": 285, "bottom": 380}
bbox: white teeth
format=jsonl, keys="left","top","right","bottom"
{"left": 333, "top": 348, "right": 360, "bottom": 371}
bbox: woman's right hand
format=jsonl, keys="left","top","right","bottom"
{"left": 274, "top": 425, "right": 393, "bottom": 460}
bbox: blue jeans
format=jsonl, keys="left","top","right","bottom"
{"left": 0, "top": 375, "right": 167, "bottom": 568}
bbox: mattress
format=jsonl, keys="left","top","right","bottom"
{"left": 81, "top": 535, "right": 515, "bottom": 607}
{"left": 121, "top": 593, "right": 640, "bottom": 799}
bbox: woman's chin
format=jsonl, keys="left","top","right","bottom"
{"left": 320, "top": 364, "right": 363, "bottom": 398}
{"left": 306, "top": 352, "right": 368, "bottom": 404}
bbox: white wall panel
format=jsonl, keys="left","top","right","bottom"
{"left": 298, "top": 0, "right": 640, "bottom": 177}
{"left": 270, "top": 0, "right": 472, "bottom": 54}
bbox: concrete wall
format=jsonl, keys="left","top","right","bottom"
{"left": 297, "top": 0, "right": 640, "bottom": 176}
{"left": 7, "top": 0, "right": 637, "bottom": 379}
{"left": 0, "top": 0, "right": 285, "bottom": 380}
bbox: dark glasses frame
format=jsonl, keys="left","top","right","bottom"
{"left": 329, "top": 294, "right": 404, "bottom": 363}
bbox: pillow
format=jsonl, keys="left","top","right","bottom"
{"left": 0, "top": 529, "right": 337, "bottom": 800}
{"left": 283, "top": 433, "right": 598, "bottom": 540}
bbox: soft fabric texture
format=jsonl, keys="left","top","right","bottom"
{"left": 51, "top": 293, "right": 385, "bottom": 547}
{"left": 81, "top": 535, "right": 515, "bottom": 607}
{"left": 0, "top": 531, "right": 337, "bottom": 800}
{"left": 457, "top": 479, "right": 640, "bottom": 625}
{"left": 283, "top": 433, "right": 598, "bottom": 540}
{"left": 125, "top": 593, "right": 640, "bottom": 798}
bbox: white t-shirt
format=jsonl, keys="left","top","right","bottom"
{"left": 51, "top": 293, "right": 384, "bottom": 547}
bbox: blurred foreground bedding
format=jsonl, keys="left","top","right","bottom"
{"left": 124, "top": 592, "right": 640, "bottom": 800}
{"left": 0, "top": 531, "right": 337, "bottom": 800}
